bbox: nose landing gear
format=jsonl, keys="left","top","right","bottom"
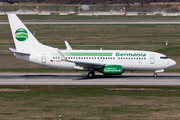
{"left": 153, "top": 70, "right": 164, "bottom": 77}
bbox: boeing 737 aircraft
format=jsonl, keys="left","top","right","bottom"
{"left": 8, "top": 14, "right": 176, "bottom": 78}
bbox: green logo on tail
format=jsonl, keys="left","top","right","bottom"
{"left": 15, "top": 28, "right": 28, "bottom": 41}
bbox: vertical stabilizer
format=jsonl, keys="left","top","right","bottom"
{"left": 8, "top": 14, "right": 49, "bottom": 52}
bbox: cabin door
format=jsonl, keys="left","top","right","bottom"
{"left": 41, "top": 54, "right": 46, "bottom": 63}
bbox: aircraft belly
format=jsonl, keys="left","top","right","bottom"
{"left": 121, "top": 61, "right": 166, "bottom": 71}
{"left": 46, "top": 61, "right": 75, "bottom": 70}
{"left": 15, "top": 53, "right": 29, "bottom": 62}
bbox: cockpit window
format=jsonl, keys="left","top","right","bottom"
{"left": 160, "top": 56, "right": 168, "bottom": 59}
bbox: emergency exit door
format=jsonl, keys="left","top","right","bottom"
{"left": 150, "top": 54, "right": 155, "bottom": 64}
{"left": 99, "top": 56, "right": 104, "bottom": 62}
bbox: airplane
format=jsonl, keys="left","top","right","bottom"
{"left": 8, "top": 14, "right": 176, "bottom": 78}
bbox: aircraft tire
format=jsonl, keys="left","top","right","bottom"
{"left": 153, "top": 73, "right": 157, "bottom": 77}
{"left": 88, "top": 71, "right": 95, "bottom": 78}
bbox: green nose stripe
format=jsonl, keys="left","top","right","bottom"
{"left": 15, "top": 28, "right": 28, "bottom": 41}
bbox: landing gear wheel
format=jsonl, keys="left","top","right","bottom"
{"left": 153, "top": 73, "right": 157, "bottom": 77}
{"left": 88, "top": 71, "right": 95, "bottom": 78}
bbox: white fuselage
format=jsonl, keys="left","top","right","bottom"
{"left": 14, "top": 49, "right": 176, "bottom": 72}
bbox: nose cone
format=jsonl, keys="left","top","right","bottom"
{"left": 169, "top": 59, "right": 176, "bottom": 67}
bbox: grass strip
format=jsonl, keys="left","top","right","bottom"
{"left": 1, "top": 85, "right": 180, "bottom": 119}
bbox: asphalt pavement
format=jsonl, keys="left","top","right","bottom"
{"left": 0, "top": 73, "right": 180, "bottom": 85}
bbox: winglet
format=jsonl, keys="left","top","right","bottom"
{"left": 65, "top": 41, "right": 73, "bottom": 50}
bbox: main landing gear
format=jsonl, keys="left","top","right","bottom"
{"left": 153, "top": 73, "right": 157, "bottom": 77}
{"left": 88, "top": 71, "right": 95, "bottom": 78}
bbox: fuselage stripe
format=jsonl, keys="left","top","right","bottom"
{"left": 63, "top": 53, "right": 113, "bottom": 56}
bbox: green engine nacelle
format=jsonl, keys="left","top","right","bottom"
{"left": 103, "top": 65, "right": 123, "bottom": 75}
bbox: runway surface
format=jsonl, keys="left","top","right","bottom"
{"left": 1, "top": 21, "right": 180, "bottom": 24}
{"left": 0, "top": 73, "right": 180, "bottom": 85}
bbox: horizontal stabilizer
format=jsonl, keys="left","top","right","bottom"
{"left": 9, "top": 48, "right": 30, "bottom": 55}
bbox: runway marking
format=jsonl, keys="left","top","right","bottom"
{"left": 106, "top": 88, "right": 163, "bottom": 91}
{"left": 0, "top": 88, "right": 30, "bottom": 92}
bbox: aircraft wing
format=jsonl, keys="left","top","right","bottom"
{"left": 58, "top": 49, "right": 106, "bottom": 70}
{"left": 70, "top": 60, "right": 105, "bottom": 70}
{"left": 71, "top": 60, "right": 105, "bottom": 69}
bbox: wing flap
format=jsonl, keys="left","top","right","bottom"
{"left": 70, "top": 60, "right": 105, "bottom": 70}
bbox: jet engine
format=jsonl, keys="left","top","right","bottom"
{"left": 103, "top": 65, "right": 123, "bottom": 75}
